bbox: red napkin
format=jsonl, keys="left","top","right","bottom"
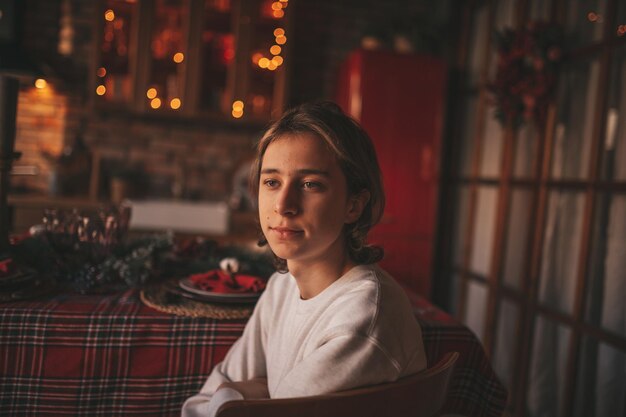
{"left": 0, "top": 258, "right": 14, "bottom": 276}
{"left": 189, "top": 269, "right": 266, "bottom": 294}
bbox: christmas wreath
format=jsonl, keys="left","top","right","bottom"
{"left": 490, "top": 22, "right": 563, "bottom": 128}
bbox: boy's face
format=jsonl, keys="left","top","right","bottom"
{"left": 258, "top": 133, "right": 362, "bottom": 267}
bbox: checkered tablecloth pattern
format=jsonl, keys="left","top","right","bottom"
{"left": 0, "top": 289, "right": 507, "bottom": 417}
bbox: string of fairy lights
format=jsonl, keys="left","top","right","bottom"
{"left": 94, "top": 0, "right": 288, "bottom": 119}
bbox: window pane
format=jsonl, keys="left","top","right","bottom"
{"left": 463, "top": 280, "right": 489, "bottom": 343}
{"left": 538, "top": 191, "right": 585, "bottom": 315}
{"left": 452, "top": 186, "right": 471, "bottom": 267}
{"left": 467, "top": 4, "right": 489, "bottom": 86}
{"left": 575, "top": 337, "right": 626, "bottom": 417}
{"left": 514, "top": 122, "right": 539, "bottom": 178}
{"left": 585, "top": 192, "right": 626, "bottom": 338}
{"left": 493, "top": 298, "right": 519, "bottom": 393}
{"left": 470, "top": 186, "right": 498, "bottom": 276}
{"left": 527, "top": 316, "right": 571, "bottom": 417}
{"left": 551, "top": 58, "right": 600, "bottom": 180}
{"left": 459, "top": 96, "right": 478, "bottom": 177}
{"left": 601, "top": 46, "right": 626, "bottom": 181}
{"left": 564, "top": 0, "right": 608, "bottom": 48}
{"left": 96, "top": 0, "right": 137, "bottom": 102}
{"left": 480, "top": 106, "right": 504, "bottom": 177}
{"left": 503, "top": 188, "right": 533, "bottom": 289}
{"left": 147, "top": 0, "right": 188, "bottom": 110}
{"left": 199, "top": 0, "right": 235, "bottom": 113}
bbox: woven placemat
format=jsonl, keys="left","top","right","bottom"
{"left": 140, "top": 284, "right": 253, "bottom": 319}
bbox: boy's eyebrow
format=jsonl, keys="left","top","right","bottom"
{"left": 260, "top": 168, "right": 331, "bottom": 176}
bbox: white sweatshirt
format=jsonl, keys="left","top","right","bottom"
{"left": 181, "top": 264, "right": 427, "bottom": 416}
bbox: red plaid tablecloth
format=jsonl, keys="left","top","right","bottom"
{"left": 0, "top": 289, "right": 507, "bottom": 417}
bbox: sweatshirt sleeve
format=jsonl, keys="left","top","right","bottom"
{"left": 181, "top": 285, "right": 270, "bottom": 415}
{"left": 272, "top": 332, "right": 401, "bottom": 398}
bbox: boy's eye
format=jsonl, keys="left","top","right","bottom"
{"left": 302, "top": 181, "right": 321, "bottom": 189}
{"left": 263, "top": 179, "right": 279, "bottom": 188}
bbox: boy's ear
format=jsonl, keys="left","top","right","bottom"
{"left": 345, "top": 190, "right": 370, "bottom": 224}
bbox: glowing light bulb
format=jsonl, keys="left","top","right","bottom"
{"left": 271, "top": 55, "right": 283, "bottom": 66}
{"left": 104, "top": 9, "right": 115, "bottom": 21}
{"left": 272, "top": 9, "right": 284, "bottom": 18}
{"left": 170, "top": 98, "right": 181, "bottom": 109}
{"left": 173, "top": 52, "right": 184, "bottom": 63}
{"left": 232, "top": 109, "right": 244, "bottom": 118}
{"left": 96, "top": 85, "right": 106, "bottom": 96}
{"left": 34, "top": 79, "right": 47, "bottom": 89}
{"left": 150, "top": 98, "right": 162, "bottom": 109}
{"left": 273, "top": 28, "right": 285, "bottom": 37}
{"left": 270, "top": 45, "right": 281, "bottom": 55}
{"left": 275, "top": 35, "right": 287, "bottom": 45}
{"left": 232, "top": 100, "right": 244, "bottom": 110}
{"left": 267, "top": 61, "right": 277, "bottom": 70}
{"left": 97, "top": 67, "right": 107, "bottom": 77}
{"left": 258, "top": 57, "right": 270, "bottom": 68}
{"left": 146, "top": 88, "right": 157, "bottom": 99}
{"left": 271, "top": 2, "right": 282, "bottom": 10}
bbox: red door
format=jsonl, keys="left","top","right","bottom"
{"left": 336, "top": 49, "right": 446, "bottom": 297}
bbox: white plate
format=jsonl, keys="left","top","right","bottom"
{"left": 178, "top": 277, "right": 261, "bottom": 303}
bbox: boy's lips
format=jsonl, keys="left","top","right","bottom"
{"left": 269, "top": 226, "right": 304, "bottom": 239}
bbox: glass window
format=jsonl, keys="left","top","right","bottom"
{"left": 199, "top": 0, "right": 235, "bottom": 113}
{"left": 247, "top": 0, "right": 289, "bottom": 119}
{"left": 564, "top": 0, "right": 608, "bottom": 48}
{"left": 538, "top": 191, "right": 585, "bottom": 315}
{"left": 452, "top": 186, "right": 471, "bottom": 267}
{"left": 463, "top": 280, "right": 489, "bottom": 343}
{"left": 480, "top": 105, "right": 504, "bottom": 177}
{"left": 551, "top": 58, "right": 600, "bottom": 180}
{"left": 514, "top": 122, "right": 539, "bottom": 178}
{"left": 459, "top": 96, "right": 478, "bottom": 177}
{"left": 503, "top": 188, "right": 533, "bottom": 290}
{"left": 467, "top": 4, "right": 489, "bottom": 86}
{"left": 585, "top": 192, "right": 626, "bottom": 338}
{"left": 470, "top": 186, "right": 499, "bottom": 276}
{"left": 96, "top": 0, "right": 138, "bottom": 102}
{"left": 493, "top": 298, "right": 519, "bottom": 392}
{"left": 147, "top": 0, "right": 189, "bottom": 111}
{"left": 601, "top": 46, "right": 626, "bottom": 181}
{"left": 574, "top": 337, "right": 626, "bottom": 417}
{"left": 527, "top": 316, "right": 571, "bottom": 417}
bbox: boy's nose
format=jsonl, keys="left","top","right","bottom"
{"left": 274, "top": 186, "right": 299, "bottom": 216}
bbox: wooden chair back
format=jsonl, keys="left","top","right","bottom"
{"left": 217, "top": 351, "right": 459, "bottom": 417}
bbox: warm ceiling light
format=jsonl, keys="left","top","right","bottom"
{"left": 270, "top": 45, "right": 281, "bottom": 55}
{"left": 275, "top": 35, "right": 287, "bottom": 45}
{"left": 170, "top": 98, "right": 181, "bottom": 109}
{"left": 34, "top": 79, "right": 47, "bottom": 89}
{"left": 146, "top": 88, "right": 157, "bottom": 99}
{"left": 150, "top": 97, "right": 162, "bottom": 109}
{"left": 96, "top": 85, "right": 106, "bottom": 96}
{"left": 173, "top": 52, "right": 184, "bottom": 63}
{"left": 104, "top": 9, "right": 115, "bottom": 21}
{"left": 273, "top": 28, "right": 285, "bottom": 37}
{"left": 97, "top": 67, "right": 107, "bottom": 77}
